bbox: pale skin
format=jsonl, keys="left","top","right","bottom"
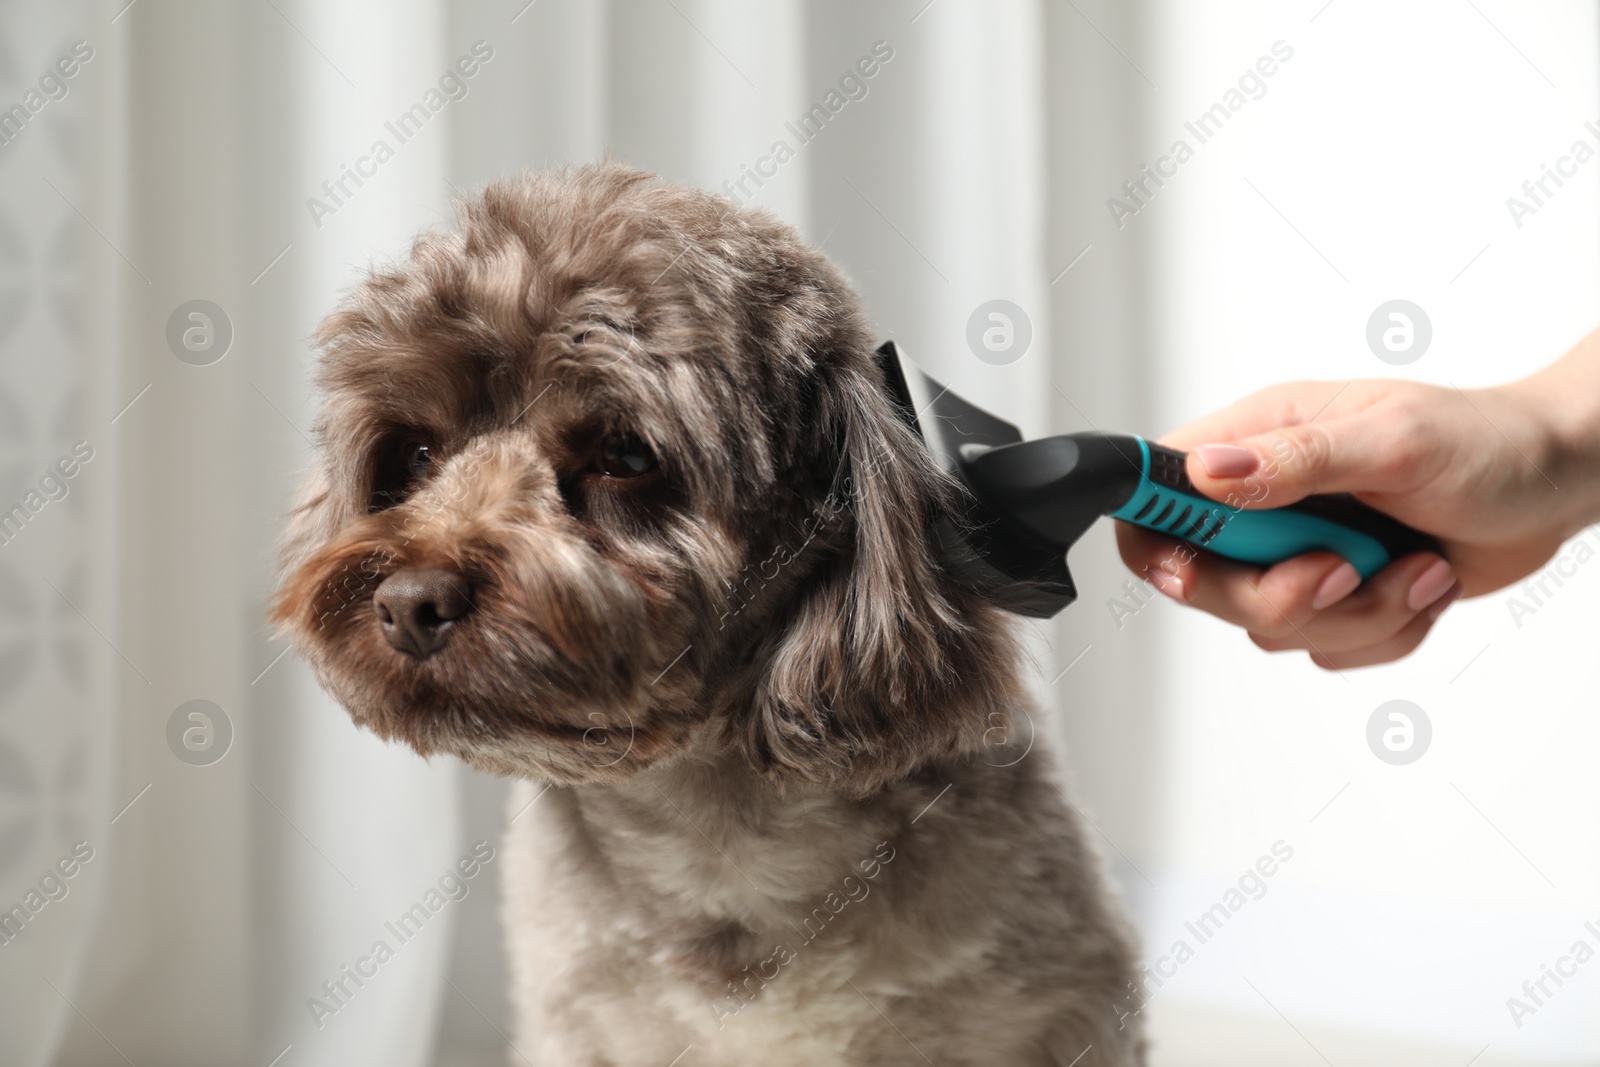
{"left": 1116, "top": 326, "right": 1600, "bottom": 670}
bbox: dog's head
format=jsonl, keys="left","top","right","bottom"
{"left": 272, "top": 164, "right": 1021, "bottom": 794}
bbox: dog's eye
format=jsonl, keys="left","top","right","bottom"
{"left": 369, "top": 434, "right": 439, "bottom": 512}
{"left": 594, "top": 432, "right": 657, "bottom": 478}
{"left": 407, "top": 443, "right": 435, "bottom": 480}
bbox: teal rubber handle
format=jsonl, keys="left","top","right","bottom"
{"left": 1109, "top": 437, "right": 1441, "bottom": 579}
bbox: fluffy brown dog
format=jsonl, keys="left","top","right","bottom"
{"left": 273, "top": 164, "right": 1146, "bottom": 1065}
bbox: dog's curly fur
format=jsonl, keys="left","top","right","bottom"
{"left": 273, "top": 164, "right": 1146, "bottom": 1065}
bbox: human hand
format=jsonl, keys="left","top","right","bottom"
{"left": 1115, "top": 331, "right": 1600, "bottom": 669}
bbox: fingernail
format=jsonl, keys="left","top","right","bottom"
{"left": 1311, "top": 562, "right": 1361, "bottom": 611}
{"left": 1407, "top": 558, "right": 1456, "bottom": 612}
{"left": 1424, "top": 582, "right": 1464, "bottom": 621}
{"left": 1193, "top": 444, "right": 1260, "bottom": 478}
{"left": 1150, "top": 569, "right": 1186, "bottom": 602}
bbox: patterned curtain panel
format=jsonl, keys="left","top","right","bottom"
{"left": 0, "top": 2, "right": 114, "bottom": 1064}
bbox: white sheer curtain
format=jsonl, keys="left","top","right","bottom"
{"left": 2, "top": 3, "right": 1063, "bottom": 1066}
{"left": 6, "top": 2, "right": 462, "bottom": 1066}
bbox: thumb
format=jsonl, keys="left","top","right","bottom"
{"left": 1179, "top": 415, "right": 1394, "bottom": 510}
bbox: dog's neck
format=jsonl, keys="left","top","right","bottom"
{"left": 551, "top": 724, "right": 929, "bottom": 942}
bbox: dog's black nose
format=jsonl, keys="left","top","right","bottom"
{"left": 373, "top": 568, "right": 472, "bottom": 658}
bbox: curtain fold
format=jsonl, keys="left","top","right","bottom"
{"left": 1041, "top": 0, "right": 1164, "bottom": 907}
{"left": 243, "top": 3, "right": 463, "bottom": 1065}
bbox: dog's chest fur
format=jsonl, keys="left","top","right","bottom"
{"left": 500, "top": 729, "right": 1144, "bottom": 1067}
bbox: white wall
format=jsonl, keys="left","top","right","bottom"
{"left": 1134, "top": 1, "right": 1600, "bottom": 1061}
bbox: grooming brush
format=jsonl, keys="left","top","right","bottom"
{"left": 877, "top": 341, "right": 1443, "bottom": 618}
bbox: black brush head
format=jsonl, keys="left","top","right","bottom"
{"left": 876, "top": 341, "right": 1079, "bottom": 617}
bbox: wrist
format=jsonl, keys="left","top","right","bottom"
{"left": 1506, "top": 332, "right": 1600, "bottom": 534}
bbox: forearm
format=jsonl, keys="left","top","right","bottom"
{"left": 1505, "top": 326, "right": 1600, "bottom": 535}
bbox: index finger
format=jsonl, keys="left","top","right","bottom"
{"left": 1155, "top": 380, "right": 1351, "bottom": 450}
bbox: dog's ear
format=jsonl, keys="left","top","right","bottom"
{"left": 743, "top": 354, "right": 1023, "bottom": 795}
